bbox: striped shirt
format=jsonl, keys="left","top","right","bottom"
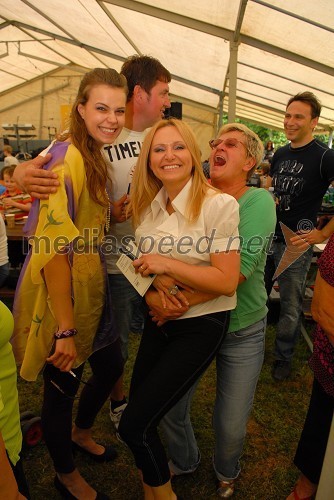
{"left": 0, "top": 189, "right": 32, "bottom": 220}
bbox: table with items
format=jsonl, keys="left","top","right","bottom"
{"left": 5, "top": 221, "right": 28, "bottom": 270}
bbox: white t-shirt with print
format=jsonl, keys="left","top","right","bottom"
{"left": 102, "top": 127, "right": 147, "bottom": 274}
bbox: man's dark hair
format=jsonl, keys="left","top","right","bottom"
{"left": 287, "top": 91, "right": 322, "bottom": 119}
{"left": 121, "top": 55, "right": 171, "bottom": 101}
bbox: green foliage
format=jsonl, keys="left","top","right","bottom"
{"left": 315, "top": 134, "right": 332, "bottom": 146}
{"left": 219, "top": 113, "right": 287, "bottom": 148}
{"left": 234, "top": 117, "right": 332, "bottom": 150}
{"left": 236, "top": 118, "right": 287, "bottom": 149}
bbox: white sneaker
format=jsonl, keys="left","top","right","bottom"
{"left": 109, "top": 400, "right": 127, "bottom": 430}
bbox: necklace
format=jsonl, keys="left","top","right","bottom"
{"left": 105, "top": 188, "right": 111, "bottom": 233}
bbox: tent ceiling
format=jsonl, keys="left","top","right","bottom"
{"left": 0, "top": 0, "right": 333, "bottom": 134}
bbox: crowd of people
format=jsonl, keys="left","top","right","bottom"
{"left": 0, "top": 54, "right": 333, "bottom": 500}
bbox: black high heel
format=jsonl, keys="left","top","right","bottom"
{"left": 54, "top": 475, "right": 110, "bottom": 500}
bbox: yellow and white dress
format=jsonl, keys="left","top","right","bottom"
{"left": 11, "top": 141, "right": 116, "bottom": 381}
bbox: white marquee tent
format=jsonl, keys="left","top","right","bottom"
{"left": 1, "top": 2, "right": 334, "bottom": 496}
{"left": 0, "top": 0, "right": 333, "bottom": 156}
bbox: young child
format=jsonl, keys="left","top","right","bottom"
{"left": 0, "top": 166, "right": 32, "bottom": 221}
{"left": 3, "top": 146, "right": 19, "bottom": 167}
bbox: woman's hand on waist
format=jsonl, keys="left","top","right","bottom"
{"left": 153, "top": 274, "right": 192, "bottom": 309}
{"left": 145, "top": 288, "right": 188, "bottom": 326}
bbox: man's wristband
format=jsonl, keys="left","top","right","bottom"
{"left": 54, "top": 328, "right": 78, "bottom": 339}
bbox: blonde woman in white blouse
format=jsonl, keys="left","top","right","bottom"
{"left": 118, "top": 118, "right": 240, "bottom": 500}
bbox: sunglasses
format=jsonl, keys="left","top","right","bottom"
{"left": 50, "top": 370, "right": 93, "bottom": 400}
{"left": 209, "top": 138, "right": 248, "bottom": 151}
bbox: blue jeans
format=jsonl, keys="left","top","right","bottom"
{"left": 118, "top": 311, "right": 230, "bottom": 487}
{"left": 108, "top": 273, "right": 146, "bottom": 361}
{"left": 213, "top": 318, "right": 265, "bottom": 480}
{"left": 271, "top": 242, "right": 313, "bottom": 362}
{"left": 161, "top": 380, "right": 201, "bottom": 475}
{"left": 162, "top": 318, "right": 266, "bottom": 481}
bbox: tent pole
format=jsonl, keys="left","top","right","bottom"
{"left": 38, "top": 78, "right": 45, "bottom": 140}
{"left": 228, "top": 41, "right": 239, "bottom": 123}
{"left": 217, "top": 93, "right": 224, "bottom": 133}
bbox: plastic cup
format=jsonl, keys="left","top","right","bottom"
{"left": 5, "top": 214, "right": 16, "bottom": 228}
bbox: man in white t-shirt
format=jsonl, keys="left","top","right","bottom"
{"left": 102, "top": 56, "right": 171, "bottom": 426}
{"left": 13, "top": 55, "right": 171, "bottom": 429}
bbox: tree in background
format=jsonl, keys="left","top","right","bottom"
{"left": 236, "top": 118, "right": 332, "bottom": 149}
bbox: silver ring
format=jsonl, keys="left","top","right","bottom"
{"left": 140, "top": 265, "right": 145, "bottom": 270}
{"left": 169, "top": 285, "right": 179, "bottom": 296}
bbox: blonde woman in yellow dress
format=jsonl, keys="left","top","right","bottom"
{"left": 12, "top": 68, "right": 127, "bottom": 500}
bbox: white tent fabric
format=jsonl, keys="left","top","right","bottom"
{"left": 0, "top": 0, "right": 333, "bottom": 156}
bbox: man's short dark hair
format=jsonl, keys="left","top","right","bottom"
{"left": 287, "top": 91, "right": 322, "bottom": 119}
{"left": 121, "top": 55, "right": 171, "bottom": 101}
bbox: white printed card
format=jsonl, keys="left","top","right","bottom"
{"left": 116, "top": 242, "right": 156, "bottom": 296}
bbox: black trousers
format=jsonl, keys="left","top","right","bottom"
{"left": 119, "top": 311, "right": 229, "bottom": 487}
{"left": 264, "top": 252, "right": 276, "bottom": 296}
{"left": 9, "top": 453, "right": 30, "bottom": 499}
{"left": 294, "top": 378, "right": 334, "bottom": 484}
{"left": 42, "top": 339, "right": 123, "bottom": 473}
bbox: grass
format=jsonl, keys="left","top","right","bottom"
{"left": 17, "top": 321, "right": 314, "bottom": 500}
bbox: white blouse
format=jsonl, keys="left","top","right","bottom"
{"left": 135, "top": 179, "right": 240, "bottom": 319}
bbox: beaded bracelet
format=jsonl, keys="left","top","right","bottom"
{"left": 54, "top": 328, "right": 78, "bottom": 340}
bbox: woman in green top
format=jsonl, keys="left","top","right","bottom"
{"left": 146, "top": 123, "right": 276, "bottom": 498}
{"left": 0, "top": 300, "right": 29, "bottom": 498}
